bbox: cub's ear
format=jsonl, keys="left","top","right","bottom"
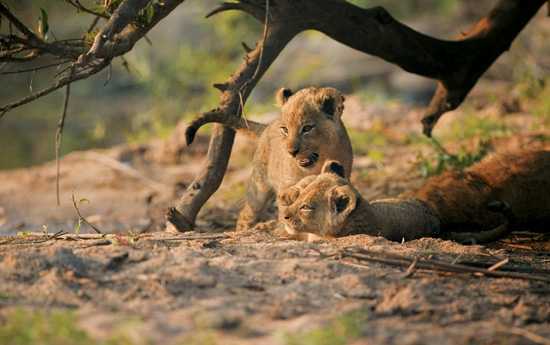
{"left": 278, "top": 186, "right": 300, "bottom": 207}
{"left": 328, "top": 185, "right": 357, "bottom": 226}
{"left": 318, "top": 87, "right": 345, "bottom": 119}
{"left": 276, "top": 87, "right": 293, "bottom": 106}
{"left": 321, "top": 160, "right": 346, "bottom": 178}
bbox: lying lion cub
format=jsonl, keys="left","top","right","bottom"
{"left": 187, "top": 87, "right": 353, "bottom": 230}
{"left": 278, "top": 149, "right": 550, "bottom": 243}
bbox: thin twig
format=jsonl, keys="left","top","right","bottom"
{"left": 502, "top": 327, "right": 550, "bottom": 345}
{"left": 0, "top": 60, "right": 108, "bottom": 118}
{"left": 71, "top": 194, "right": 104, "bottom": 234}
{"left": 0, "top": 3, "right": 39, "bottom": 39}
{"left": 237, "top": 0, "right": 269, "bottom": 122}
{"left": 120, "top": 56, "right": 132, "bottom": 74}
{"left": 341, "top": 248, "right": 550, "bottom": 283}
{"left": 487, "top": 258, "right": 509, "bottom": 271}
{"left": 104, "top": 61, "right": 112, "bottom": 85}
{"left": 0, "top": 60, "right": 71, "bottom": 75}
{"left": 66, "top": 0, "right": 110, "bottom": 19}
{"left": 401, "top": 257, "right": 418, "bottom": 278}
{"left": 55, "top": 65, "right": 74, "bottom": 205}
{"left": 87, "top": 16, "right": 101, "bottom": 33}
{"left": 158, "top": 233, "right": 230, "bottom": 241}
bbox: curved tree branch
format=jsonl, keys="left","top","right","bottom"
{"left": 168, "top": 15, "right": 300, "bottom": 230}
{"left": 179, "top": 0, "right": 545, "bottom": 230}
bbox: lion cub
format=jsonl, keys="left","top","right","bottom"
{"left": 279, "top": 149, "right": 550, "bottom": 243}
{"left": 187, "top": 87, "right": 353, "bottom": 230}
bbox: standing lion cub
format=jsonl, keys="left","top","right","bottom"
{"left": 278, "top": 149, "right": 550, "bottom": 243}
{"left": 187, "top": 87, "right": 353, "bottom": 230}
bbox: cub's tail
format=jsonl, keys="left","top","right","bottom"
{"left": 446, "top": 201, "right": 513, "bottom": 244}
{"left": 185, "top": 110, "right": 267, "bottom": 145}
{"left": 446, "top": 222, "right": 509, "bottom": 244}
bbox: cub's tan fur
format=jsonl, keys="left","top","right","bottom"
{"left": 279, "top": 149, "right": 550, "bottom": 242}
{"left": 190, "top": 87, "right": 353, "bottom": 230}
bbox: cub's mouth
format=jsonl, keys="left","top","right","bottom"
{"left": 298, "top": 152, "right": 319, "bottom": 168}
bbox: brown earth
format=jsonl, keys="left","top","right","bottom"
{"left": 1, "top": 84, "right": 549, "bottom": 344}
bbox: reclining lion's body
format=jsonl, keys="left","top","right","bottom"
{"left": 279, "top": 148, "right": 550, "bottom": 242}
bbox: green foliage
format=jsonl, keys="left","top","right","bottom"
{"left": 447, "top": 112, "right": 508, "bottom": 141}
{"left": 516, "top": 70, "right": 550, "bottom": 127}
{"left": 0, "top": 309, "right": 92, "bottom": 345}
{"left": 347, "top": 0, "right": 458, "bottom": 17}
{"left": 533, "top": 84, "right": 550, "bottom": 126}
{"left": 348, "top": 121, "right": 388, "bottom": 156}
{"left": 283, "top": 310, "right": 365, "bottom": 345}
{"left": 37, "top": 8, "right": 49, "bottom": 39}
{"left": 175, "top": 329, "right": 218, "bottom": 345}
{"left": 514, "top": 65, "right": 546, "bottom": 101}
{"left": 218, "top": 181, "right": 247, "bottom": 204}
{"left": 416, "top": 138, "right": 491, "bottom": 177}
{"left": 0, "top": 309, "right": 149, "bottom": 345}
{"left": 127, "top": 8, "right": 261, "bottom": 141}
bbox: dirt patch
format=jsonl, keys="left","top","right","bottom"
{"left": 1, "top": 231, "right": 549, "bottom": 344}
{"left": 1, "top": 87, "right": 549, "bottom": 344}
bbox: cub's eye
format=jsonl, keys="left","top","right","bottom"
{"left": 280, "top": 127, "right": 288, "bottom": 136}
{"left": 302, "top": 125, "right": 314, "bottom": 133}
{"left": 300, "top": 204, "right": 314, "bottom": 212}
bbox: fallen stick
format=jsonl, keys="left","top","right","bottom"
{"left": 502, "top": 327, "right": 550, "bottom": 345}
{"left": 3, "top": 232, "right": 229, "bottom": 242}
{"left": 152, "top": 233, "right": 230, "bottom": 241}
{"left": 341, "top": 248, "right": 550, "bottom": 283}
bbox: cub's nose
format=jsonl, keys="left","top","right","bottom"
{"left": 288, "top": 148, "right": 299, "bottom": 157}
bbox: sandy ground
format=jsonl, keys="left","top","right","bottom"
{"left": 1, "top": 86, "right": 550, "bottom": 344}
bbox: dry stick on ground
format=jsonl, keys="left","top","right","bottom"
{"left": 0, "top": 230, "right": 67, "bottom": 246}
{"left": 0, "top": 232, "right": 229, "bottom": 243}
{"left": 502, "top": 327, "right": 550, "bottom": 345}
{"left": 176, "top": 0, "right": 546, "bottom": 231}
{"left": 340, "top": 248, "right": 550, "bottom": 283}
{"left": 72, "top": 194, "right": 104, "bottom": 234}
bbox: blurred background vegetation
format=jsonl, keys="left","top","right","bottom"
{"left": 0, "top": 0, "right": 548, "bottom": 169}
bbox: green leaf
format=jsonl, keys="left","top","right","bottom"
{"left": 74, "top": 218, "right": 82, "bottom": 234}
{"left": 144, "top": 4, "right": 155, "bottom": 25}
{"left": 38, "top": 8, "right": 49, "bottom": 40}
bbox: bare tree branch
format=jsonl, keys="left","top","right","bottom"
{"left": 168, "top": 14, "right": 300, "bottom": 231}
{"left": 0, "top": 60, "right": 108, "bottom": 118}
{"left": 0, "top": 0, "right": 186, "bottom": 117}
{"left": 0, "top": 60, "right": 71, "bottom": 75}
{"left": 0, "top": 3, "right": 39, "bottom": 39}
